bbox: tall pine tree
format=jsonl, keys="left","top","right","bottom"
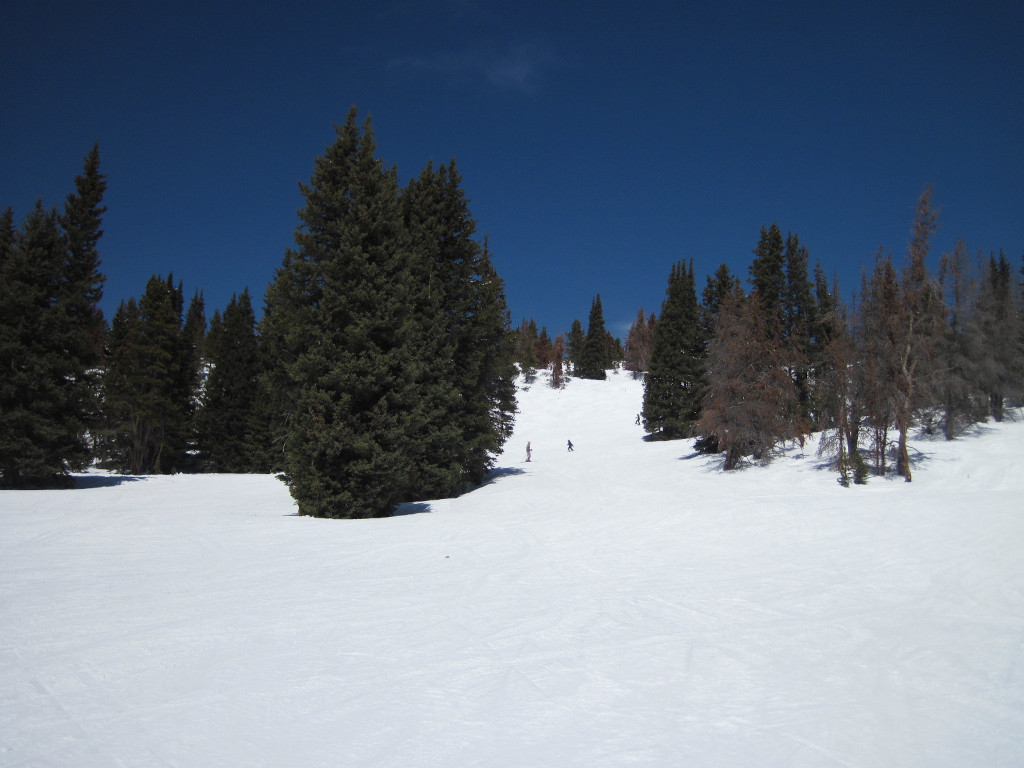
{"left": 263, "top": 110, "right": 419, "bottom": 517}
{"left": 263, "top": 110, "right": 516, "bottom": 517}
{"left": 566, "top": 319, "right": 585, "bottom": 374}
{"left": 643, "top": 261, "right": 705, "bottom": 440}
{"left": 577, "top": 294, "right": 610, "bottom": 380}
{"left": 0, "top": 203, "right": 81, "bottom": 487}
{"left": 196, "top": 289, "right": 265, "bottom": 472}
{"left": 749, "top": 223, "right": 786, "bottom": 336}
{"left": 400, "top": 159, "right": 516, "bottom": 493}
{"left": 0, "top": 148, "right": 108, "bottom": 488}
{"left": 100, "top": 275, "right": 196, "bottom": 474}
{"left": 974, "top": 251, "right": 1020, "bottom": 421}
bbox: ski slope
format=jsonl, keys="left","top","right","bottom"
{"left": 2, "top": 370, "right": 1023, "bottom": 767}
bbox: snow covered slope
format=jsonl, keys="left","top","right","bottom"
{"left": 2, "top": 370, "right": 1023, "bottom": 767}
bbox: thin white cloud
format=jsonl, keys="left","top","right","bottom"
{"left": 389, "top": 40, "right": 558, "bottom": 94}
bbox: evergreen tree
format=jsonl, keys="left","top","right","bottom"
{"left": 643, "top": 261, "right": 705, "bottom": 440}
{"left": 808, "top": 262, "right": 837, "bottom": 424}
{"left": 894, "top": 185, "right": 945, "bottom": 480}
{"left": 397, "top": 159, "right": 467, "bottom": 498}
{"left": 566, "top": 319, "right": 585, "bottom": 374}
{"left": 0, "top": 148, "right": 108, "bottom": 488}
{"left": 816, "top": 285, "right": 866, "bottom": 485}
{"left": 783, "top": 233, "right": 816, "bottom": 433}
{"left": 456, "top": 241, "right": 517, "bottom": 483}
{"left": 98, "top": 297, "right": 144, "bottom": 472}
{"left": 196, "top": 289, "right": 265, "bottom": 472}
{"left": 401, "top": 160, "right": 516, "bottom": 492}
{"left": 263, "top": 111, "right": 515, "bottom": 516}
{"left": 515, "top": 318, "right": 538, "bottom": 377}
{"left": 623, "top": 307, "right": 655, "bottom": 374}
{"left": 577, "top": 294, "right": 609, "bottom": 379}
{"left": 0, "top": 208, "right": 13, "bottom": 269}
{"left": 61, "top": 143, "right": 107, "bottom": 374}
{"left": 205, "top": 308, "right": 224, "bottom": 361}
{"left": 533, "top": 326, "right": 553, "bottom": 368}
{"left": 605, "top": 330, "right": 624, "bottom": 368}
{"left": 936, "top": 239, "right": 983, "bottom": 438}
{"left": 974, "top": 251, "right": 1020, "bottom": 421}
{"left": 749, "top": 223, "right": 786, "bottom": 335}
{"left": 701, "top": 263, "right": 740, "bottom": 334}
{"left": 857, "top": 253, "right": 902, "bottom": 476}
{"left": 263, "top": 110, "right": 419, "bottom": 517}
{"left": 180, "top": 291, "right": 206, "bottom": 466}
{"left": 697, "top": 287, "right": 798, "bottom": 470}
{"left": 0, "top": 203, "right": 85, "bottom": 487}
{"left": 100, "top": 275, "right": 195, "bottom": 474}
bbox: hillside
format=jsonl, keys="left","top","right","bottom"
{"left": 2, "top": 371, "right": 1023, "bottom": 767}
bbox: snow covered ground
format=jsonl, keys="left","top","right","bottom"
{"left": 2, "top": 370, "right": 1023, "bottom": 767}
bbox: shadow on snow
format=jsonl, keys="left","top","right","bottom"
{"left": 72, "top": 474, "right": 145, "bottom": 489}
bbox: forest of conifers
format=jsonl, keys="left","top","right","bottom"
{"left": 2, "top": 111, "right": 1022, "bottom": 512}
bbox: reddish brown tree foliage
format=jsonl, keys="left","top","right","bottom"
{"left": 623, "top": 308, "right": 655, "bottom": 373}
{"left": 697, "top": 288, "right": 799, "bottom": 470}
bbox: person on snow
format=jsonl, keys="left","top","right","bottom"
{"left": 567, "top": 440, "right": 574, "bottom": 452}
{"left": 525, "top": 442, "right": 532, "bottom": 462}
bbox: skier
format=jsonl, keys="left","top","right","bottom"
{"left": 635, "top": 413, "right": 641, "bottom": 425}
{"left": 567, "top": 440, "right": 574, "bottom": 452}
{"left": 525, "top": 442, "right": 532, "bottom": 462}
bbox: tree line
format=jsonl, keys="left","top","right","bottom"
{"left": 0, "top": 111, "right": 518, "bottom": 517}
{"left": 627, "top": 187, "right": 1023, "bottom": 483}
{"left": 3, "top": 131, "right": 1021, "bottom": 505}
{"left": 512, "top": 293, "right": 623, "bottom": 386}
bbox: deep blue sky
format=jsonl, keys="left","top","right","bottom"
{"left": 3, "top": 0, "right": 1022, "bottom": 339}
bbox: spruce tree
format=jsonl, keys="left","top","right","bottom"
{"left": 643, "top": 261, "right": 705, "bottom": 440}
{"left": 399, "top": 159, "right": 468, "bottom": 497}
{"left": 0, "top": 208, "right": 13, "bottom": 269}
{"left": 515, "top": 318, "right": 538, "bottom": 377}
{"left": 551, "top": 334, "right": 566, "bottom": 388}
{"left": 808, "top": 262, "right": 837, "bottom": 425}
{"left": 0, "top": 148, "right": 108, "bottom": 488}
{"left": 61, "top": 143, "right": 107, "bottom": 373}
{"left": 179, "top": 291, "right": 206, "bottom": 467}
{"left": 0, "top": 203, "right": 81, "bottom": 487}
{"left": 749, "top": 223, "right": 786, "bottom": 335}
{"left": 263, "top": 109, "right": 420, "bottom": 517}
{"left": 701, "top": 263, "right": 740, "bottom": 335}
{"left": 100, "top": 275, "right": 193, "bottom": 474}
{"left": 783, "top": 233, "right": 816, "bottom": 433}
{"left": 936, "top": 239, "right": 982, "bottom": 437}
{"left": 456, "top": 241, "right": 517, "bottom": 483}
{"left": 196, "top": 289, "right": 264, "bottom": 472}
{"left": 605, "top": 331, "right": 624, "bottom": 368}
{"left": 975, "top": 251, "right": 1020, "bottom": 421}
{"left": 566, "top": 319, "right": 585, "bottom": 374}
{"left": 577, "top": 294, "right": 609, "bottom": 379}
{"left": 263, "top": 111, "right": 516, "bottom": 515}
{"left": 400, "top": 159, "right": 515, "bottom": 494}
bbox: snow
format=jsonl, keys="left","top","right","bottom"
{"left": 3, "top": 370, "right": 1024, "bottom": 767}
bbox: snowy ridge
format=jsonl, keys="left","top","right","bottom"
{"left": 2, "top": 371, "right": 1023, "bottom": 767}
